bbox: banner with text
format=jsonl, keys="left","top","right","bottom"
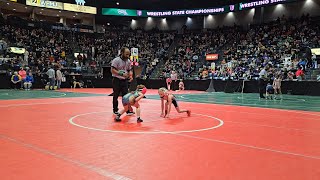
{"left": 26, "top": 0, "right": 63, "bottom": 10}
{"left": 102, "top": 0, "right": 297, "bottom": 17}
{"left": 102, "top": 5, "right": 235, "bottom": 17}
{"left": 64, "top": 3, "right": 97, "bottom": 14}
{"left": 102, "top": 8, "right": 140, "bottom": 17}
{"left": 239, "top": 0, "right": 296, "bottom": 10}
{"left": 26, "top": 0, "right": 97, "bottom": 14}
{"left": 206, "top": 54, "right": 219, "bottom": 61}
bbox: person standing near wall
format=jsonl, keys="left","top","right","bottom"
{"left": 258, "top": 65, "right": 269, "bottom": 99}
{"left": 111, "top": 47, "right": 134, "bottom": 115}
{"left": 56, "top": 67, "right": 63, "bottom": 90}
{"left": 46, "top": 66, "right": 55, "bottom": 90}
{"left": 166, "top": 76, "right": 172, "bottom": 91}
{"left": 170, "top": 70, "right": 178, "bottom": 91}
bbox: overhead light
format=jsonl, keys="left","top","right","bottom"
{"left": 59, "top": 11, "right": 61, "bottom": 13}
{"left": 227, "top": 12, "right": 234, "bottom": 17}
{"left": 131, "top": 19, "right": 137, "bottom": 27}
{"left": 107, "top": 23, "right": 110, "bottom": 26}
{"left": 40, "top": 12, "right": 42, "bottom": 14}
{"left": 187, "top": 17, "right": 192, "bottom": 23}
{"left": 41, "top": 9, "right": 44, "bottom": 11}
{"left": 25, "top": 7, "right": 28, "bottom": 9}
{"left": 73, "top": 16, "right": 75, "bottom": 18}
{"left": 13, "top": 9, "right": 16, "bottom": 11}
{"left": 7, "top": 3, "right": 9, "bottom": 5}
{"left": 116, "top": 2, "right": 119, "bottom": 5}
{"left": 306, "top": 0, "right": 313, "bottom": 4}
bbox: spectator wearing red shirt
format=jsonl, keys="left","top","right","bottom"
{"left": 18, "top": 67, "right": 27, "bottom": 89}
{"left": 296, "top": 67, "right": 305, "bottom": 81}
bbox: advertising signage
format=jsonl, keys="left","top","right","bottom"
{"left": 206, "top": 54, "right": 219, "bottom": 61}
{"left": 102, "top": 0, "right": 297, "bottom": 17}
{"left": 64, "top": 3, "right": 97, "bottom": 14}
{"left": 145, "top": 7, "right": 229, "bottom": 17}
{"left": 239, "top": 0, "right": 295, "bottom": 10}
{"left": 145, "top": 7, "right": 228, "bottom": 17}
{"left": 26, "top": 0, "right": 97, "bottom": 14}
{"left": 102, "top": 8, "right": 140, "bottom": 17}
{"left": 102, "top": 5, "right": 235, "bottom": 17}
{"left": 26, "top": 0, "right": 63, "bottom": 10}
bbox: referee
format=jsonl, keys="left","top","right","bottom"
{"left": 111, "top": 47, "right": 134, "bottom": 116}
{"left": 258, "top": 65, "right": 269, "bottom": 99}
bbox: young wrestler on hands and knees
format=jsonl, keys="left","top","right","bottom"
{"left": 158, "top": 87, "right": 190, "bottom": 118}
{"left": 115, "top": 85, "right": 147, "bottom": 123}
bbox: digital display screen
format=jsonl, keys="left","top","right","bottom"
{"left": 26, "top": 0, "right": 97, "bottom": 14}
{"left": 102, "top": 0, "right": 297, "bottom": 17}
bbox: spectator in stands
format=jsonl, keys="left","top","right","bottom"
{"left": 296, "top": 66, "right": 305, "bottom": 81}
{"left": 201, "top": 68, "right": 209, "bottom": 79}
{"left": 0, "top": 39, "right": 7, "bottom": 54}
{"left": 18, "top": 67, "right": 27, "bottom": 89}
{"left": 24, "top": 72, "right": 34, "bottom": 90}
{"left": 287, "top": 70, "right": 295, "bottom": 81}
{"left": 298, "top": 59, "right": 307, "bottom": 70}
{"left": 11, "top": 72, "right": 21, "bottom": 89}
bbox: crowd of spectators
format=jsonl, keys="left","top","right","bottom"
{"left": 0, "top": 15, "right": 175, "bottom": 89}
{"left": 1, "top": 13, "right": 319, "bottom": 89}
{"left": 198, "top": 14, "right": 319, "bottom": 81}
{"left": 158, "top": 14, "right": 319, "bottom": 81}
{"left": 75, "top": 29, "right": 174, "bottom": 75}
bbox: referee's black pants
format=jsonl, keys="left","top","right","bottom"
{"left": 258, "top": 78, "right": 267, "bottom": 98}
{"left": 171, "top": 80, "right": 176, "bottom": 91}
{"left": 112, "top": 77, "right": 129, "bottom": 113}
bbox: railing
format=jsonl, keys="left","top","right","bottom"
{"left": 149, "top": 34, "right": 181, "bottom": 79}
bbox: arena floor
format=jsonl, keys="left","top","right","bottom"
{"left": 0, "top": 88, "right": 319, "bottom": 180}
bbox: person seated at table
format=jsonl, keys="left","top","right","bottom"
{"left": 24, "top": 72, "right": 34, "bottom": 90}
{"left": 11, "top": 72, "right": 22, "bottom": 89}
{"left": 71, "top": 76, "right": 83, "bottom": 88}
